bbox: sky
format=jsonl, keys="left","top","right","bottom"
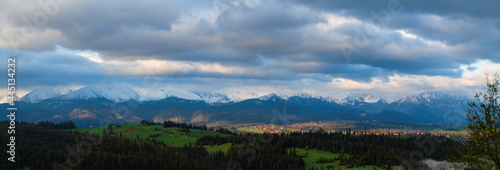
{"left": 0, "top": 0, "right": 499, "bottom": 99}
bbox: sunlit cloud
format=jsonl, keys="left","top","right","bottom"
{"left": 0, "top": 0, "right": 496, "bottom": 98}
{"left": 395, "top": 29, "right": 418, "bottom": 39}
{"left": 102, "top": 59, "right": 260, "bottom": 77}
{"left": 56, "top": 45, "right": 104, "bottom": 63}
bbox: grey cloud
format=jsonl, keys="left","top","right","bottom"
{"left": 0, "top": 48, "right": 105, "bottom": 87}
{"left": 291, "top": 0, "right": 499, "bottom": 19}
{"left": 0, "top": 0, "right": 498, "bottom": 90}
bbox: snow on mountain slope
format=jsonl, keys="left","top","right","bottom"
{"left": 59, "top": 85, "right": 139, "bottom": 102}
{"left": 135, "top": 88, "right": 200, "bottom": 101}
{"left": 20, "top": 87, "right": 70, "bottom": 103}
{"left": 393, "top": 91, "right": 469, "bottom": 113}
{"left": 340, "top": 93, "right": 387, "bottom": 105}
{"left": 164, "top": 90, "right": 201, "bottom": 100}
{"left": 0, "top": 95, "right": 19, "bottom": 104}
{"left": 194, "top": 92, "right": 231, "bottom": 103}
{"left": 396, "top": 91, "right": 467, "bottom": 105}
{"left": 135, "top": 88, "right": 171, "bottom": 101}
{"left": 258, "top": 93, "right": 290, "bottom": 100}
{"left": 255, "top": 93, "right": 339, "bottom": 103}
{"left": 222, "top": 90, "right": 259, "bottom": 102}
{"left": 293, "top": 93, "right": 339, "bottom": 103}
{"left": 19, "top": 85, "right": 469, "bottom": 111}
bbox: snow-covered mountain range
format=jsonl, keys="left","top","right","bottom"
{"left": 18, "top": 86, "right": 235, "bottom": 104}
{"left": 194, "top": 92, "right": 232, "bottom": 104}
{"left": 58, "top": 85, "right": 139, "bottom": 102}
{"left": 340, "top": 93, "right": 388, "bottom": 105}
{"left": 9, "top": 86, "right": 473, "bottom": 126}
{"left": 395, "top": 91, "right": 467, "bottom": 105}
{"left": 20, "top": 87, "right": 71, "bottom": 103}
{"left": 17, "top": 86, "right": 470, "bottom": 107}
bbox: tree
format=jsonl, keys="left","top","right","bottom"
{"left": 108, "top": 124, "right": 114, "bottom": 134}
{"left": 463, "top": 73, "right": 500, "bottom": 169}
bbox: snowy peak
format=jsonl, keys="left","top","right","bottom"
{"left": 134, "top": 88, "right": 204, "bottom": 101}
{"left": 19, "top": 86, "right": 468, "bottom": 109}
{"left": 0, "top": 95, "right": 19, "bottom": 104}
{"left": 194, "top": 92, "right": 231, "bottom": 104}
{"left": 341, "top": 93, "right": 387, "bottom": 105}
{"left": 417, "top": 91, "right": 448, "bottom": 101}
{"left": 135, "top": 88, "right": 233, "bottom": 104}
{"left": 135, "top": 88, "right": 170, "bottom": 101}
{"left": 255, "top": 93, "right": 339, "bottom": 103}
{"left": 293, "top": 93, "right": 339, "bottom": 103}
{"left": 164, "top": 90, "right": 201, "bottom": 101}
{"left": 258, "top": 93, "right": 289, "bottom": 100}
{"left": 59, "top": 85, "right": 139, "bottom": 102}
{"left": 396, "top": 91, "right": 468, "bottom": 105}
{"left": 21, "top": 87, "right": 68, "bottom": 103}
{"left": 135, "top": 89, "right": 238, "bottom": 104}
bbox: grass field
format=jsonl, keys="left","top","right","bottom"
{"left": 75, "top": 124, "right": 404, "bottom": 168}
{"left": 293, "top": 148, "right": 339, "bottom": 169}
{"left": 73, "top": 123, "right": 230, "bottom": 147}
{"left": 204, "top": 143, "right": 233, "bottom": 153}
{"left": 292, "top": 148, "right": 404, "bottom": 170}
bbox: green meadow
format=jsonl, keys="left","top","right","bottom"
{"left": 204, "top": 142, "right": 233, "bottom": 153}
{"left": 75, "top": 124, "right": 406, "bottom": 168}
{"left": 73, "top": 123, "right": 231, "bottom": 150}
{"left": 292, "top": 148, "right": 404, "bottom": 170}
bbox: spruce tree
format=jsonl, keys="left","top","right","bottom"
{"left": 461, "top": 73, "right": 500, "bottom": 169}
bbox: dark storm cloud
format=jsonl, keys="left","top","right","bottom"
{"left": 291, "top": 0, "right": 500, "bottom": 62}
{"left": 0, "top": 48, "right": 105, "bottom": 87}
{"left": 0, "top": 0, "right": 498, "bottom": 89}
{"left": 216, "top": 1, "right": 322, "bottom": 32}
{"left": 291, "top": 0, "right": 500, "bottom": 19}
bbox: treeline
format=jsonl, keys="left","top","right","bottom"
{"left": 35, "top": 120, "right": 76, "bottom": 129}
{"left": 197, "top": 128, "right": 466, "bottom": 168}
{"left": 0, "top": 122, "right": 304, "bottom": 170}
{"left": 1, "top": 120, "right": 466, "bottom": 169}
{"left": 0, "top": 120, "right": 76, "bottom": 129}
{"left": 140, "top": 119, "right": 236, "bottom": 135}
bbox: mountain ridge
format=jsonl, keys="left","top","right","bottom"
{"left": 13, "top": 86, "right": 471, "bottom": 126}
{"left": 19, "top": 86, "right": 470, "bottom": 107}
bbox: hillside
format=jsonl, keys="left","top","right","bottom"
{"left": 74, "top": 123, "right": 231, "bottom": 148}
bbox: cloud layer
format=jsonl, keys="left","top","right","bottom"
{"left": 0, "top": 0, "right": 498, "bottom": 97}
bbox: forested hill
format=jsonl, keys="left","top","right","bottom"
{"left": 1, "top": 121, "right": 465, "bottom": 169}
{"left": 0, "top": 121, "right": 303, "bottom": 170}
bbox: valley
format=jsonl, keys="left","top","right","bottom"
{"left": 34, "top": 121, "right": 460, "bottom": 170}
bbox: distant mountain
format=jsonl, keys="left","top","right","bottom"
{"left": 394, "top": 91, "right": 467, "bottom": 107}
{"left": 20, "top": 87, "right": 69, "bottom": 103}
{"left": 293, "top": 93, "right": 339, "bottom": 103}
{"left": 135, "top": 88, "right": 233, "bottom": 104}
{"left": 389, "top": 91, "right": 469, "bottom": 123}
{"left": 366, "top": 110, "right": 421, "bottom": 123}
{"left": 193, "top": 92, "right": 232, "bottom": 104}
{"left": 340, "top": 93, "right": 387, "bottom": 105}
{"left": 339, "top": 93, "right": 389, "bottom": 113}
{"left": 58, "top": 85, "right": 139, "bottom": 102}
{"left": 11, "top": 86, "right": 471, "bottom": 126}
{"left": 0, "top": 95, "right": 19, "bottom": 104}
{"left": 134, "top": 88, "right": 170, "bottom": 101}
{"left": 257, "top": 93, "right": 290, "bottom": 100}
{"left": 134, "top": 88, "right": 201, "bottom": 102}
{"left": 256, "top": 93, "right": 339, "bottom": 104}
